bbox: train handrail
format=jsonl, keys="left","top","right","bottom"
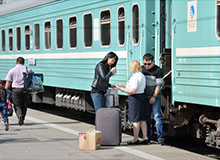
{"left": 163, "top": 70, "right": 172, "bottom": 79}
{"left": 171, "top": 19, "right": 176, "bottom": 87}
{"left": 139, "top": 25, "right": 144, "bottom": 65}
{"left": 126, "top": 30, "right": 130, "bottom": 80}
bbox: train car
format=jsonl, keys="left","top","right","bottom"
{"left": 163, "top": 0, "right": 220, "bottom": 149}
{"left": 0, "top": 0, "right": 155, "bottom": 130}
{"left": 0, "top": 0, "right": 220, "bottom": 149}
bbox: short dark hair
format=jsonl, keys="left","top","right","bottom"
{"left": 143, "top": 53, "right": 154, "bottom": 61}
{"left": 16, "top": 57, "right": 25, "bottom": 64}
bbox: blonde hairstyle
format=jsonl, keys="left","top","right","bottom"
{"left": 129, "top": 60, "right": 142, "bottom": 73}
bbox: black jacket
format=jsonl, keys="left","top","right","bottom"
{"left": 141, "top": 65, "right": 163, "bottom": 96}
{"left": 91, "top": 62, "right": 113, "bottom": 94}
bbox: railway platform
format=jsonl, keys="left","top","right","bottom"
{"left": 0, "top": 106, "right": 217, "bottom": 160}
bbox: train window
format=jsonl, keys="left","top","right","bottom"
{"left": 34, "top": 23, "right": 40, "bottom": 50}
{"left": 69, "top": 16, "right": 77, "bottom": 48}
{"left": 84, "top": 13, "right": 92, "bottom": 47}
{"left": 100, "top": 10, "right": 111, "bottom": 46}
{"left": 118, "top": 7, "right": 125, "bottom": 46}
{"left": 1, "top": 30, "right": 5, "bottom": 52}
{"left": 56, "top": 19, "right": 63, "bottom": 49}
{"left": 217, "top": 1, "right": 220, "bottom": 40}
{"left": 25, "top": 25, "right": 31, "bottom": 51}
{"left": 8, "top": 28, "right": 13, "bottom": 51}
{"left": 132, "top": 4, "right": 139, "bottom": 45}
{"left": 16, "top": 27, "right": 21, "bottom": 51}
{"left": 45, "top": 21, "right": 51, "bottom": 49}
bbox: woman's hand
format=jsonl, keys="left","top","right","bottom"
{"left": 116, "top": 84, "right": 125, "bottom": 87}
{"left": 110, "top": 67, "right": 116, "bottom": 73}
{"left": 120, "top": 88, "right": 125, "bottom": 92}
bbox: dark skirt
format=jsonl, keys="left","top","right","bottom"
{"left": 128, "top": 93, "right": 147, "bottom": 122}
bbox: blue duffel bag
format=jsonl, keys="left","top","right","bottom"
{"left": 23, "top": 69, "right": 44, "bottom": 93}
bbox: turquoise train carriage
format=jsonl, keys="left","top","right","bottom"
{"left": 170, "top": 0, "right": 220, "bottom": 149}
{"left": 0, "top": 0, "right": 155, "bottom": 130}
{"left": 0, "top": 0, "right": 220, "bottom": 149}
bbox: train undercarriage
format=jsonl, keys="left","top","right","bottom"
{"left": 160, "top": 49, "right": 220, "bottom": 149}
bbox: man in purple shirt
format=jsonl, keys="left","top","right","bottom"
{"left": 5, "top": 57, "right": 32, "bottom": 126}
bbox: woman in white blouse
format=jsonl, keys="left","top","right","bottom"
{"left": 117, "top": 60, "right": 148, "bottom": 145}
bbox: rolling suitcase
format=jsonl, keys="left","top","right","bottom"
{"left": 95, "top": 92, "right": 121, "bottom": 146}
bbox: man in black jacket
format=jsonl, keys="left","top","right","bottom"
{"left": 142, "top": 53, "right": 165, "bottom": 145}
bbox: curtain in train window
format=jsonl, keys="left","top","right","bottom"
{"left": 118, "top": 7, "right": 125, "bottom": 45}
{"left": 56, "top": 19, "right": 63, "bottom": 49}
{"left": 16, "top": 27, "right": 21, "bottom": 51}
{"left": 69, "top": 16, "right": 77, "bottom": 48}
{"left": 84, "top": 14, "right": 92, "bottom": 47}
{"left": 217, "top": 1, "right": 220, "bottom": 39}
{"left": 8, "top": 28, "right": 13, "bottom": 51}
{"left": 1, "top": 30, "right": 5, "bottom": 51}
{"left": 25, "top": 25, "right": 30, "bottom": 50}
{"left": 45, "top": 22, "right": 51, "bottom": 49}
{"left": 132, "top": 4, "right": 139, "bottom": 44}
{"left": 34, "top": 24, "right": 40, "bottom": 50}
{"left": 100, "top": 10, "right": 111, "bottom": 46}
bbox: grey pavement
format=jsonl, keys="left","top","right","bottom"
{"left": 0, "top": 107, "right": 216, "bottom": 160}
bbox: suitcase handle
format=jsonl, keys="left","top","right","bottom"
{"left": 105, "top": 93, "right": 115, "bottom": 108}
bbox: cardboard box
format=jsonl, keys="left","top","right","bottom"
{"left": 79, "top": 130, "right": 101, "bottom": 150}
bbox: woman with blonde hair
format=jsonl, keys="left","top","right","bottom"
{"left": 117, "top": 60, "right": 148, "bottom": 145}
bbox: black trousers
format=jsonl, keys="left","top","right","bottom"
{"left": 12, "top": 88, "right": 31, "bottom": 120}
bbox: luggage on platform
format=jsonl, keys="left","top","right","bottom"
{"left": 105, "top": 89, "right": 119, "bottom": 107}
{"left": 78, "top": 130, "right": 101, "bottom": 150}
{"left": 95, "top": 92, "right": 121, "bottom": 146}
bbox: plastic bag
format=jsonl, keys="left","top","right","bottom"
{"left": 7, "top": 102, "right": 13, "bottom": 117}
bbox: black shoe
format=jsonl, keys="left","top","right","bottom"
{"left": 158, "top": 140, "right": 165, "bottom": 145}
{"left": 127, "top": 140, "right": 139, "bottom": 145}
{"left": 5, "top": 123, "right": 9, "bottom": 131}
{"left": 139, "top": 139, "right": 150, "bottom": 145}
{"left": 18, "top": 116, "right": 23, "bottom": 126}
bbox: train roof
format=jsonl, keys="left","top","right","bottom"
{"left": 0, "top": 0, "right": 57, "bottom": 16}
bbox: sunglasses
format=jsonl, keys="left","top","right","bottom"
{"left": 144, "top": 63, "right": 152, "bottom": 66}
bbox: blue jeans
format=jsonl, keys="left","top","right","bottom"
{"left": 0, "top": 104, "right": 8, "bottom": 124}
{"left": 90, "top": 92, "right": 105, "bottom": 112}
{"left": 146, "top": 96, "right": 164, "bottom": 141}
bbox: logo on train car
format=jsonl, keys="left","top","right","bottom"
{"left": 190, "top": 5, "right": 195, "bottom": 17}
{"left": 187, "top": 1, "right": 197, "bottom": 32}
